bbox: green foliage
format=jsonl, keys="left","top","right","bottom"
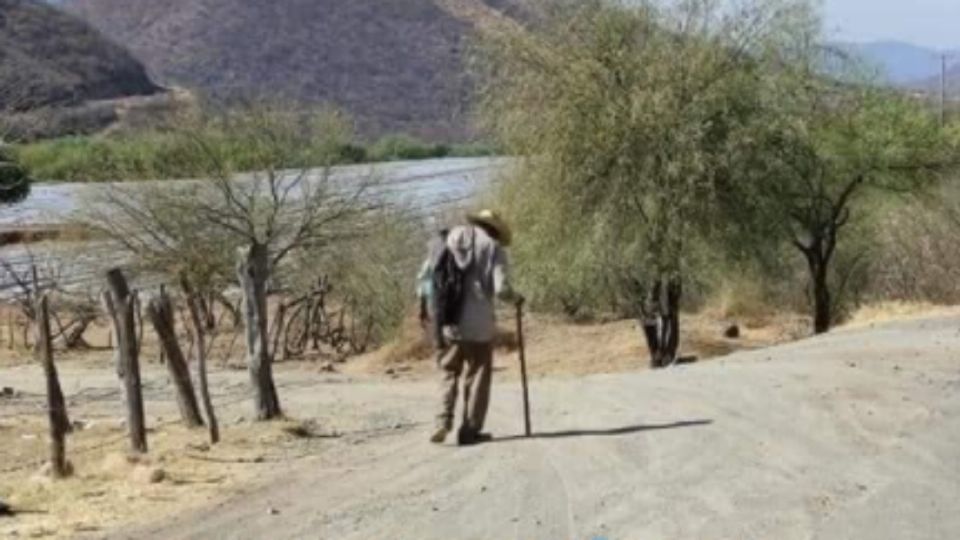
{"left": 744, "top": 49, "right": 956, "bottom": 329}
{"left": 0, "top": 159, "right": 30, "bottom": 204}
{"left": 368, "top": 134, "right": 450, "bottom": 161}
{"left": 15, "top": 128, "right": 496, "bottom": 182}
{"left": 477, "top": 0, "right": 796, "bottom": 317}
{"left": 476, "top": 0, "right": 960, "bottom": 331}
{"left": 336, "top": 143, "right": 369, "bottom": 164}
{"left": 15, "top": 134, "right": 198, "bottom": 182}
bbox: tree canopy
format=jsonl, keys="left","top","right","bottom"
{"left": 474, "top": 0, "right": 959, "bottom": 355}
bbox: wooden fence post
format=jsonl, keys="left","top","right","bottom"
{"left": 36, "top": 295, "right": 71, "bottom": 477}
{"left": 105, "top": 269, "right": 147, "bottom": 453}
{"left": 146, "top": 288, "right": 204, "bottom": 428}
{"left": 181, "top": 276, "right": 220, "bottom": 444}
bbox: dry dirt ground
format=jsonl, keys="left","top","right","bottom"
{"left": 1, "top": 311, "right": 958, "bottom": 539}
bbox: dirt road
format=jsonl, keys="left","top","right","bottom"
{"left": 90, "top": 316, "right": 960, "bottom": 540}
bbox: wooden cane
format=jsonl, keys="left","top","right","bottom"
{"left": 516, "top": 302, "right": 532, "bottom": 437}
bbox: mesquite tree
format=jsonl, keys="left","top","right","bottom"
{"left": 749, "top": 44, "right": 956, "bottom": 333}
{"left": 476, "top": 0, "right": 805, "bottom": 366}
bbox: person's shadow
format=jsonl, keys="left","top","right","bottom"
{"left": 491, "top": 419, "right": 713, "bottom": 443}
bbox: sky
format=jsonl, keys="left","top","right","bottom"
{"left": 824, "top": 0, "right": 960, "bottom": 50}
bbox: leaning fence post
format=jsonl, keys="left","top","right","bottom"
{"left": 146, "top": 287, "right": 204, "bottom": 428}
{"left": 37, "top": 294, "right": 71, "bottom": 477}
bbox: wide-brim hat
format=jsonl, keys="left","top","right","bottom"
{"left": 467, "top": 208, "right": 512, "bottom": 246}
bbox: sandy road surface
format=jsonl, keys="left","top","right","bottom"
{"left": 90, "top": 316, "right": 960, "bottom": 540}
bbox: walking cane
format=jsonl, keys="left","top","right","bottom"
{"left": 515, "top": 302, "right": 532, "bottom": 437}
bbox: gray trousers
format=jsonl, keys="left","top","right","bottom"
{"left": 436, "top": 341, "right": 493, "bottom": 434}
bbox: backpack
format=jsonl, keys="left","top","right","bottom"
{"left": 430, "top": 235, "right": 473, "bottom": 348}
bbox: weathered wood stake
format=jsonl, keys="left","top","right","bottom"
{"left": 181, "top": 276, "right": 220, "bottom": 444}
{"left": 146, "top": 288, "right": 204, "bottom": 428}
{"left": 36, "top": 295, "right": 71, "bottom": 477}
{"left": 105, "top": 268, "right": 147, "bottom": 453}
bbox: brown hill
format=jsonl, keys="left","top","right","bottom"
{"left": 64, "top": 0, "right": 519, "bottom": 140}
{"left": 0, "top": 0, "right": 158, "bottom": 111}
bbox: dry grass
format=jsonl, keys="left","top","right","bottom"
{"left": 841, "top": 301, "right": 960, "bottom": 330}
{"left": 698, "top": 277, "right": 788, "bottom": 330}
{"left": 348, "top": 309, "right": 808, "bottom": 380}
{"left": 0, "top": 416, "right": 324, "bottom": 539}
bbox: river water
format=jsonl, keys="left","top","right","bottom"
{"left": 0, "top": 157, "right": 508, "bottom": 295}
{"left": 0, "top": 157, "right": 508, "bottom": 228}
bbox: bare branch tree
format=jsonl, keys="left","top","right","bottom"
{"left": 77, "top": 103, "right": 374, "bottom": 420}
{"left": 0, "top": 251, "right": 97, "bottom": 349}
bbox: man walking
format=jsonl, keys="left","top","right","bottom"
{"left": 429, "top": 209, "right": 523, "bottom": 446}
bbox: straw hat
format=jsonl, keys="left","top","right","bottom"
{"left": 467, "top": 209, "right": 512, "bottom": 246}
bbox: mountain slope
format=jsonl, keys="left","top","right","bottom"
{"left": 0, "top": 0, "right": 158, "bottom": 110}
{"left": 917, "top": 63, "right": 960, "bottom": 97}
{"left": 833, "top": 40, "right": 947, "bottom": 85}
{"left": 65, "top": 0, "right": 515, "bottom": 139}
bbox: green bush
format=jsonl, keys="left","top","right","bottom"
{"left": 336, "top": 143, "right": 368, "bottom": 164}
{"left": 0, "top": 160, "right": 30, "bottom": 203}
{"left": 368, "top": 134, "right": 449, "bottom": 161}
{"left": 14, "top": 110, "right": 497, "bottom": 183}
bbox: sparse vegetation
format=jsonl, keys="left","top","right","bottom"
{"left": 476, "top": 0, "right": 960, "bottom": 359}
{"left": 4, "top": 1, "right": 960, "bottom": 537}
{"left": 75, "top": 103, "right": 433, "bottom": 419}
{"left": 0, "top": 0, "right": 157, "bottom": 113}
{"left": 12, "top": 129, "right": 495, "bottom": 182}
{"left": 63, "top": 0, "right": 504, "bottom": 139}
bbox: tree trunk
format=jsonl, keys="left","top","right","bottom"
{"left": 197, "top": 294, "right": 217, "bottom": 331}
{"left": 661, "top": 279, "right": 681, "bottom": 364}
{"left": 304, "top": 297, "right": 316, "bottom": 351}
{"left": 145, "top": 289, "right": 204, "bottom": 428}
{"left": 36, "top": 295, "right": 71, "bottom": 478}
{"left": 181, "top": 277, "right": 220, "bottom": 444}
{"left": 810, "top": 258, "right": 832, "bottom": 334}
{"left": 105, "top": 269, "right": 147, "bottom": 453}
{"left": 7, "top": 312, "right": 14, "bottom": 349}
{"left": 270, "top": 302, "right": 287, "bottom": 362}
{"left": 59, "top": 317, "right": 93, "bottom": 350}
{"left": 237, "top": 244, "right": 282, "bottom": 420}
{"left": 639, "top": 277, "right": 682, "bottom": 369}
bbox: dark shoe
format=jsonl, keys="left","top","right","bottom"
{"left": 457, "top": 429, "right": 493, "bottom": 446}
{"left": 430, "top": 426, "right": 449, "bottom": 444}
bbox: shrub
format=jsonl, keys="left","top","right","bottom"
{"left": 368, "top": 134, "right": 449, "bottom": 161}
{"left": 0, "top": 159, "right": 30, "bottom": 203}
{"left": 16, "top": 128, "right": 498, "bottom": 182}
{"left": 288, "top": 207, "right": 426, "bottom": 350}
